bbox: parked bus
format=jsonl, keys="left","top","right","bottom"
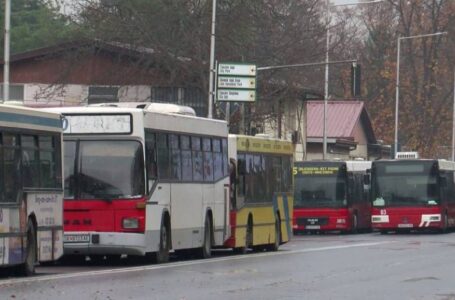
{"left": 225, "top": 134, "right": 293, "bottom": 252}
{"left": 293, "top": 160, "right": 371, "bottom": 233}
{"left": 370, "top": 159, "right": 455, "bottom": 233}
{"left": 45, "top": 103, "right": 230, "bottom": 263}
{"left": 0, "top": 104, "right": 64, "bottom": 275}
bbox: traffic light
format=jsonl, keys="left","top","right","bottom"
{"left": 351, "top": 63, "right": 361, "bottom": 97}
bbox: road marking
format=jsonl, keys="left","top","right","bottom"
{"left": 0, "top": 241, "right": 392, "bottom": 286}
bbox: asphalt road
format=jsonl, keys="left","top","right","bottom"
{"left": 1, "top": 232, "right": 455, "bottom": 300}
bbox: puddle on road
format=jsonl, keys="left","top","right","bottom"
{"left": 436, "top": 293, "right": 455, "bottom": 300}
{"left": 402, "top": 276, "right": 439, "bottom": 283}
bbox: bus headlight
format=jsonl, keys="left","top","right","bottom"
{"left": 429, "top": 215, "right": 441, "bottom": 222}
{"left": 122, "top": 218, "right": 139, "bottom": 229}
{"left": 336, "top": 218, "right": 346, "bottom": 224}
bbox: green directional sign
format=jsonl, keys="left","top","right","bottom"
{"left": 218, "top": 76, "right": 256, "bottom": 89}
{"left": 216, "top": 62, "right": 257, "bottom": 102}
{"left": 217, "top": 89, "right": 256, "bottom": 102}
{"left": 218, "top": 63, "right": 257, "bottom": 76}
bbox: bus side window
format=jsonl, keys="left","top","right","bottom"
{"left": 169, "top": 134, "right": 182, "bottom": 181}
{"left": 157, "top": 133, "right": 170, "bottom": 179}
{"left": 281, "top": 156, "right": 292, "bottom": 193}
{"left": 222, "top": 139, "right": 228, "bottom": 176}
{"left": 202, "top": 137, "right": 213, "bottom": 182}
{"left": 245, "top": 154, "right": 254, "bottom": 202}
{"left": 3, "top": 133, "right": 21, "bottom": 203}
{"left": 237, "top": 154, "right": 246, "bottom": 199}
{"left": 181, "top": 135, "right": 192, "bottom": 181}
{"left": 191, "top": 136, "right": 203, "bottom": 181}
{"left": 145, "top": 132, "right": 157, "bottom": 180}
{"left": 213, "top": 138, "right": 223, "bottom": 181}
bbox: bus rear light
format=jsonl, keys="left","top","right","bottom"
{"left": 122, "top": 218, "right": 139, "bottom": 229}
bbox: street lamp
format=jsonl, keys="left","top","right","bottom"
{"left": 323, "top": 0, "right": 383, "bottom": 160}
{"left": 393, "top": 31, "right": 448, "bottom": 157}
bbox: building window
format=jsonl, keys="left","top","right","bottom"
{"left": 151, "top": 86, "right": 206, "bottom": 116}
{"left": 0, "top": 84, "right": 24, "bottom": 101}
{"left": 88, "top": 86, "right": 119, "bottom": 104}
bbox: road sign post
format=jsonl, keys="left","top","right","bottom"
{"left": 216, "top": 62, "right": 256, "bottom": 103}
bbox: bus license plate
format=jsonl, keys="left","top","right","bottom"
{"left": 398, "top": 224, "right": 413, "bottom": 228}
{"left": 305, "top": 225, "right": 321, "bottom": 230}
{"left": 64, "top": 234, "right": 90, "bottom": 243}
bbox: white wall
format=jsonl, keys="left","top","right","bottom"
{"left": 22, "top": 84, "right": 152, "bottom": 107}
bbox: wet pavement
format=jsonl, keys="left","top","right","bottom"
{"left": 1, "top": 232, "right": 455, "bottom": 300}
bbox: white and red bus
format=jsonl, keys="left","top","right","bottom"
{"left": 293, "top": 160, "right": 371, "bottom": 233}
{"left": 0, "top": 104, "right": 64, "bottom": 275}
{"left": 370, "top": 159, "right": 455, "bottom": 233}
{"left": 46, "top": 103, "right": 230, "bottom": 263}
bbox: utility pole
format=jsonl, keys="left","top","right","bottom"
{"left": 207, "top": 0, "right": 217, "bottom": 119}
{"left": 323, "top": 0, "right": 330, "bottom": 160}
{"left": 3, "top": 0, "right": 11, "bottom": 103}
{"left": 452, "top": 66, "right": 455, "bottom": 161}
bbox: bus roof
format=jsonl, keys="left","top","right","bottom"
{"left": 0, "top": 104, "right": 62, "bottom": 132}
{"left": 89, "top": 102, "right": 196, "bottom": 116}
{"left": 43, "top": 105, "right": 228, "bottom": 137}
{"left": 372, "top": 159, "right": 455, "bottom": 172}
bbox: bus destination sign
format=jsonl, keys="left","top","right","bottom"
{"left": 293, "top": 166, "right": 339, "bottom": 176}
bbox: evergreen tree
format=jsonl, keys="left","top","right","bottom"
{"left": 0, "top": 0, "right": 74, "bottom": 54}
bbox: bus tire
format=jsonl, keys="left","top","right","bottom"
{"left": 18, "top": 220, "right": 37, "bottom": 276}
{"left": 351, "top": 214, "right": 358, "bottom": 234}
{"left": 267, "top": 215, "right": 281, "bottom": 252}
{"left": 198, "top": 217, "right": 212, "bottom": 259}
{"left": 235, "top": 218, "right": 253, "bottom": 254}
{"left": 155, "top": 220, "right": 170, "bottom": 263}
{"left": 106, "top": 255, "right": 122, "bottom": 264}
{"left": 233, "top": 247, "right": 248, "bottom": 254}
{"left": 440, "top": 212, "right": 449, "bottom": 233}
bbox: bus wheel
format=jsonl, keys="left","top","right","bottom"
{"left": 155, "top": 221, "right": 170, "bottom": 263}
{"left": 18, "top": 220, "right": 37, "bottom": 276}
{"left": 198, "top": 217, "right": 212, "bottom": 259}
{"left": 106, "top": 255, "right": 122, "bottom": 265}
{"left": 267, "top": 215, "right": 281, "bottom": 252}
{"left": 441, "top": 213, "right": 449, "bottom": 233}
{"left": 351, "top": 214, "right": 358, "bottom": 234}
{"left": 233, "top": 247, "right": 247, "bottom": 254}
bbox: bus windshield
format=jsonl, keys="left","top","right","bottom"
{"left": 65, "top": 140, "right": 145, "bottom": 200}
{"left": 372, "top": 162, "right": 440, "bottom": 207}
{"left": 294, "top": 175, "right": 347, "bottom": 208}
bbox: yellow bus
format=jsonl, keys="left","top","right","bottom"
{"left": 225, "top": 134, "right": 293, "bottom": 252}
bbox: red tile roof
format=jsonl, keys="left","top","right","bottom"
{"left": 306, "top": 100, "right": 365, "bottom": 139}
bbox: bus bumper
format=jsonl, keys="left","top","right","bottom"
{"left": 371, "top": 214, "right": 442, "bottom": 231}
{"left": 63, "top": 232, "right": 147, "bottom": 256}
